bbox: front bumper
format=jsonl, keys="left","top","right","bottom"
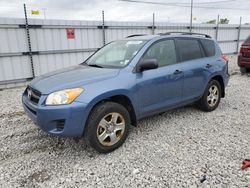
{"left": 22, "top": 92, "right": 88, "bottom": 137}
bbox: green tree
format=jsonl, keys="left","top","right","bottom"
{"left": 206, "top": 19, "right": 216, "bottom": 24}
{"left": 219, "top": 18, "right": 229, "bottom": 24}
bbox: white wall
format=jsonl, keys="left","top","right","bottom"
{"left": 0, "top": 17, "right": 249, "bottom": 86}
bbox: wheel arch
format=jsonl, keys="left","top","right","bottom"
{"left": 86, "top": 94, "right": 138, "bottom": 127}
{"left": 209, "top": 74, "right": 225, "bottom": 98}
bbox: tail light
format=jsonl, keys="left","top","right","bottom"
{"left": 240, "top": 45, "right": 250, "bottom": 53}
{"left": 221, "top": 54, "right": 229, "bottom": 75}
{"left": 221, "top": 54, "right": 229, "bottom": 62}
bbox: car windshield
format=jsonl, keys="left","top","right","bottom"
{"left": 85, "top": 40, "right": 147, "bottom": 68}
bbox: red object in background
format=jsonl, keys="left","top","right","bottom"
{"left": 241, "top": 159, "right": 250, "bottom": 169}
{"left": 238, "top": 35, "right": 250, "bottom": 68}
{"left": 66, "top": 28, "right": 75, "bottom": 39}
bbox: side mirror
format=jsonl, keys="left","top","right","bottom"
{"left": 136, "top": 59, "right": 158, "bottom": 72}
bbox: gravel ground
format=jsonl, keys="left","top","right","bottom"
{"left": 0, "top": 56, "right": 250, "bottom": 187}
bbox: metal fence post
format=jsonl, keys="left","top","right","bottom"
{"left": 23, "top": 4, "right": 35, "bottom": 78}
{"left": 236, "top": 16, "right": 242, "bottom": 54}
{"left": 189, "top": 0, "right": 193, "bottom": 33}
{"left": 152, "top": 13, "right": 155, "bottom": 35}
{"left": 101, "top": 10, "right": 106, "bottom": 45}
{"left": 215, "top": 15, "right": 220, "bottom": 41}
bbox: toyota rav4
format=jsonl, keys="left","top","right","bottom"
{"left": 22, "top": 32, "right": 230, "bottom": 153}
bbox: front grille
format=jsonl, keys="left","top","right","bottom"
{"left": 26, "top": 86, "right": 41, "bottom": 104}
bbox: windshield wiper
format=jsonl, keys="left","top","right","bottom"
{"left": 88, "top": 64, "right": 103, "bottom": 68}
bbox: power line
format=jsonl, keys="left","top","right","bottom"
{"left": 120, "top": 0, "right": 237, "bottom": 5}
{"left": 172, "top": 0, "right": 237, "bottom": 4}
{"left": 119, "top": 0, "right": 250, "bottom": 10}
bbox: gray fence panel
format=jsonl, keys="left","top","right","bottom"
{"left": 240, "top": 27, "right": 250, "bottom": 40}
{"left": 105, "top": 21, "right": 150, "bottom": 42}
{"left": 0, "top": 56, "right": 32, "bottom": 81}
{"left": 0, "top": 18, "right": 27, "bottom": 54}
{"left": 33, "top": 51, "right": 93, "bottom": 76}
{"left": 0, "top": 18, "right": 33, "bottom": 82}
{"left": 0, "top": 17, "right": 250, "bottom": 87}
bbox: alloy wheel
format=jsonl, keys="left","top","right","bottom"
{"left": 207, "top": 84, "right": 219, "bottom": 107}
{"left": 97, "top": 112, "right": 125, "bottom": 146}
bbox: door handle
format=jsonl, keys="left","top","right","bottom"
{"left": 206, "top": 64, "right": 212, "bottom": 68}
{"left": 173, "top": 70, "right": 182, "bottom": 75}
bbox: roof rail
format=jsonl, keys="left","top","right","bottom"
{"left": 126, "top": 34, "right": 146, "bottom": 38}
{"left": 159, "top": 32, "right": 211, "bottom": 38}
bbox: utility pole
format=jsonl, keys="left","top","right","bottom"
{"left": 42, "top": 8, "right": 47, "bottom": 20}
{"left": 101, "top": 10, "right": 106, "bottom": 45}
{"left": 189, "top": 0, "right": 193, "bottom": 33}
{"left": 236, "top": 17, "right": 242, "bottom": 54}
{"left": 215, "top": 14, "right": 220, "bottom": 40}
{"left": 152, "top": 13, "right": 155, "bottom": 34}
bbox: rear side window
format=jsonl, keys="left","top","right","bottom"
{"left": 176, "top": 39, "right": 203, "bottom": 62}
{"left": 200, "top": 39, "right": 215, "bottom": 57}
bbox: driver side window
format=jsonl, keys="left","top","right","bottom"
{"left": 142, "top": 40, "right": 177, "bottom": 67}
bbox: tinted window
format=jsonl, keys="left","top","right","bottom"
{"left": 176, "top": 39, "right": 202, "bottom": 62}
{"left": 142, "top": 40, "right": 177, "bottom": 67}
{"left": 200, "top": 39, "right": 215, "bottom": 57}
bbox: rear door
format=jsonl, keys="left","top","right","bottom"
{"left": 175, "top": 38, "right": 212, "bottom": 102}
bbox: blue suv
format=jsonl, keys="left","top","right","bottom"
{"left": 22, "top": 32, "right": 230, "bottom": 153}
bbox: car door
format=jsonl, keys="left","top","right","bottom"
{"left": 135, "top": 39, "right": 183, "bottom": 118}
{"left": 175, "top": 38, "right": 209, "bottom": 102}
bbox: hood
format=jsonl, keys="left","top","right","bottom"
{"left": 30, "top": 65, "right": 120, "bottom": 94}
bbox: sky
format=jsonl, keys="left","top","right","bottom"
{"left": 0, "top": 0, "right": 249, "bottom": 24}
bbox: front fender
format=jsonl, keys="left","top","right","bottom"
{"left": 76, "top": 89, "right": 139, "bottom": 133}
{"left": 85, "top": 89, "right": 137, "bottom": 111}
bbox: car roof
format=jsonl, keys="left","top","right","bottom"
{"left": 125, "top": 33, "right": 213, "bottom": 41}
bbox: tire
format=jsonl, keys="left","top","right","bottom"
{"left": 197, "top": 80, "right": 222, "bottom": 112}
{"left": 84, "top": 102, "right": 131, "bottom": 153}
{"left": 240, "top": 67, "right": 247, "bottom": 74}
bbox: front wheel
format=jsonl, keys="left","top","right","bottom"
{"left": 84, "top": 102, "right": 130, "bottom": 153}
{"left": 197, "top": 80, "right": 222, "bottom": 112}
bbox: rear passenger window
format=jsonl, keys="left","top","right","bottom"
{"left": 142, "top": 40, "right": 177, "bottom": 67}
{"left": 200, "top": 39, "right": 215, "bottom": 57}
{"left": 176, "top": 39, "right": 202, "bottom": 62}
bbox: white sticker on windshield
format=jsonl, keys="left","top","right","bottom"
{"left": 124, "top": 60, "right": 130, "bottom": 65}
{"left": 126, "top": 41, "right": 143, "bottom": 45}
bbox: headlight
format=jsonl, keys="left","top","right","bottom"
{"left": 45, "top": 88, "right": 84, "bottom": 105}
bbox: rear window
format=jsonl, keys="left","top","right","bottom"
{"left": 200, "top": 39, "right": 216, "bottom": 57}
{"left": 176, "top": 39, "right": 202, "bottom": 62}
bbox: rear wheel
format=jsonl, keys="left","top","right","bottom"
{"left": 84, "top": 102, "right": 130, "bottom": 153}
{"left": 197, "top": 80, "right": 222, "bottom": 112}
